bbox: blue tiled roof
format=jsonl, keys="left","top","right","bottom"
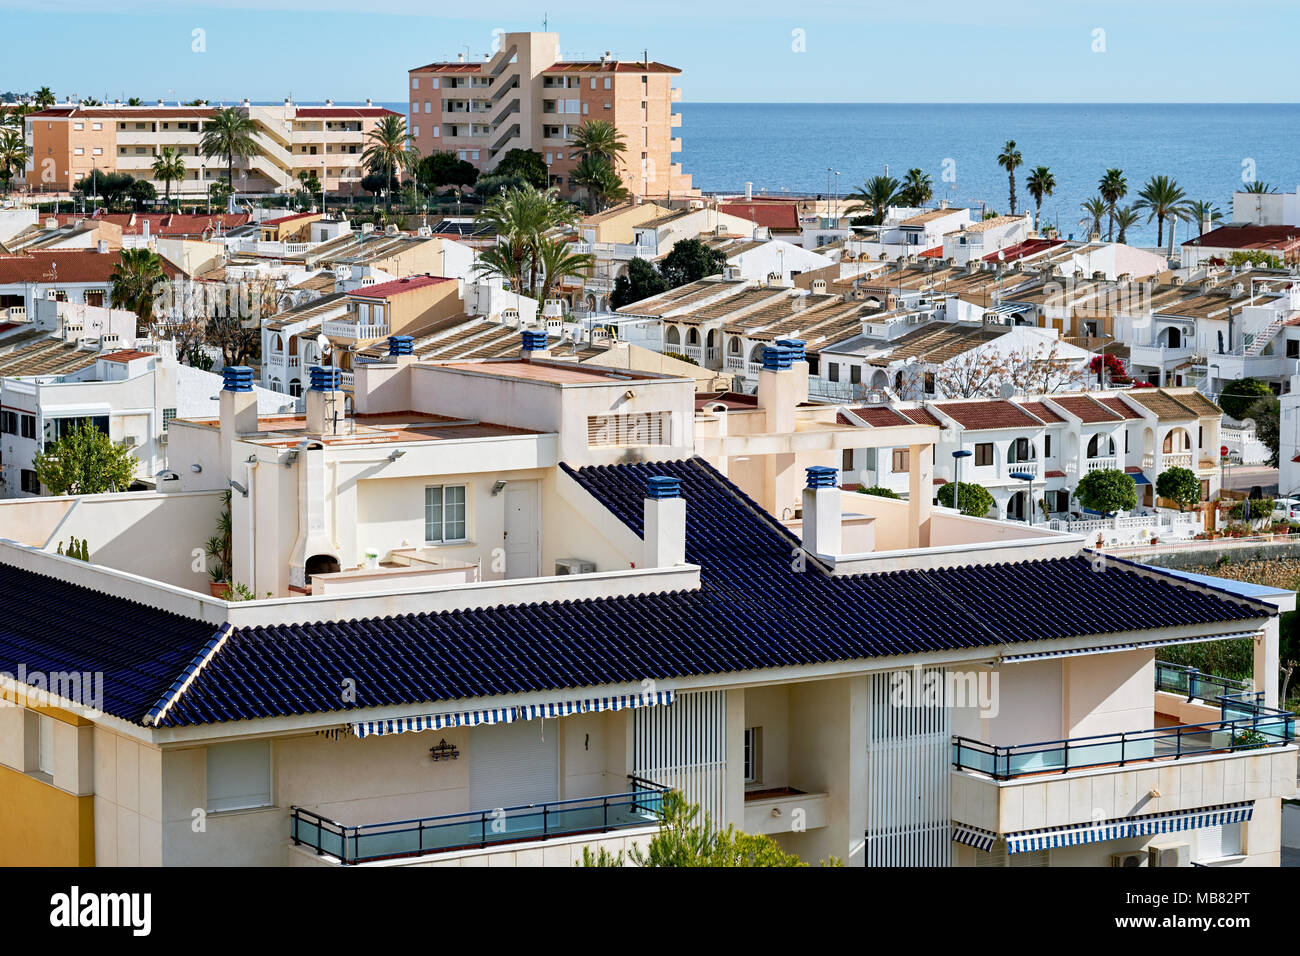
{"left": 0, "top": 458, "right": 1270, "bottom": 728}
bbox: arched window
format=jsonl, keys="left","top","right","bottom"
{"left": 665, "top": 327, "right": 681, "bottom": 347}
{"left": 728, "top": 338, "right": 741, "bottom": 355}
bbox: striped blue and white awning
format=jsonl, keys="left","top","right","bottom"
{"left": 952, "top": 822, "right": 997, "bottom": 853}
{"left": 350, "top": 690, "right": 675, "bottom": 739}
{"left": 1003, "top": 801, "right": 1254, "bottom": 854}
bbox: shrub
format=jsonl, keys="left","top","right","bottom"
{"left": 857, "top": 485, "right": 900, "bottom": 499}
{"left": 935, "top": 480, "right": 994, "bottom": 517}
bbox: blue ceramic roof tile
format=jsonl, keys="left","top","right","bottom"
{"left": 0, "top": 458, "right": 1269, "bottom": 728}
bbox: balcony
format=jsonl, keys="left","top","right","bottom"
{"left": 1085, "top": 456, "right": 1118, "bottom": 472}
{"left": 1162, "top": 451, "right": 1194, "bottom": 469}
{"left": 1130, "top": 343, "right": 1193, "bottom": 370}
{"left": 1005, "top": 458, "right": 1038, "bottom": 477}
{"left": 290, "top": 778, "right": 666, "bottom": 865}
{"left": 683, "top": 345, "right": 703, "bottom": 363}
{"left": 321, "top": 318, "right": 390, "bottom": 340}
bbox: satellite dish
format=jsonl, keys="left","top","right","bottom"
{"left": 998, "top": 382, "right": 1016, "bottom": 399}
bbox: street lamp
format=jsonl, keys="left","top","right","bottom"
{"left": 1009, "top": 471, "right": 1036, "bottom": 525}
{"left": 952, "top": 449, "right": 972, "bottom": 513}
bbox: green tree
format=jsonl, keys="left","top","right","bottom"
{"left": 659, "top": 238, "right": 727, "bottom": 287}
{"left": 1113, "top": 205, "right": 1141, "bottom": 244}
{"left": 1025, "top": 165, "right": 1055, "bottom": 231}
{"left": 1227, "top": 250, "right": 1283, "bottom": 269}
{"left": 1074, "top": 468, "right": 1137, "bottom": 516}
{"left": 109, "top": 248, "right": 168, "bottom": 336}
{"left": 361, "top": 114, "right": 417, "bottom": 213}
{"left": 128, "top": 178, "right": 156, "bottom": 211}
{"left": 33, "top": 419, "right": 136, "bottom": 495}
{"left": 1217, "top": 377, "right": 1271, "bottom": 421}
{"left": 1246, "top": 394, "right": 1280, "bottom": 467}
{"left": 570, "top": 155, "right": 628, "bottom": 213}
{"left": 473, "top": 172, "right": 530, "bottom": 200}
{"left": 493, "top": 148, "right": 548, "bottom": 189}
{"left": 571, "top": 119, "right": 627, "bottom": 166}
{"left": 474, "top": 184, "right": 579, "bottom": 296}
{"left": 1134, "top": 174, "right": 1191, "bottom": 252}
{"left": 845, "top": 174, "right": 901, "bottom": 226}
{"left": 126, "top": 97, "right": 143, "bottom": 107}
{"left": 0, "top": 127, "right": 32, "bottom": 198}
{"left": 1080, "top": 196, "right": 1107, "bottom": 238}
{"left": 34, "top": 86, "right": 55, "bottom": 108}
{"left": 610, "top": 257, "right": 668, "bottom": 309}
{"left": 997, "top": 140, "right": 1023, "bottom": 215}
{"left": 416, "top": 151, "right": 478, "bottom": 191}
{"left": 151, "top": 146, "right": 187, "bottom": 210}
{"left": 199, "top": 107, "right": 261, "bottom": 196}
{"left": 75, "top": 170, "right": 135, "bottom": 211}
{"left": 936, "top": 480, "right": 994, "bottom": 517}
{"left": 1155, "top": 466, "right": 1201, "bottom": 512}
{"left": 856, "top": 485, "right": 901, "bottom": 499}
{"left": 899, "top": 167, "right": 933, "bottom": 207}
{"left": 1242, "top": 181, "right": 1279, "bottom": 194}
{"left": 535, "top": 236, "right": 595, "bottom": 304}
{"left": 1098, "top": 168, "right": 1127, "bottom": 241}
{"left": 1187, "top": 200, "right": 1222, "bottom": 236}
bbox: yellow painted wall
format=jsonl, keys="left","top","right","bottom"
{"left": 0, "top": 764, "right": 94, "bottom": 866}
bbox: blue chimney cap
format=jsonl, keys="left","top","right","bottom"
{"left": 761, "top": 345, "right": 794, "bottom": 371}
{"left": 388, "top": 335, "right": 414, "bottom": 356}
{"left": 521, "top": 329, "right": 549, "bottom": 352}
{"left": 645, "top": 476, "right": 682, "bottom": 500}
{"left": 222, "top": 366, "right": 254, "bottom": 392}
{"left": 309, "top": 366, "right": 342, "bottom": 391}
{"left": 805, "top": 465, "right": 838, "bottom": 489}
{"left": 775, "top": 338, "right": 805, "bottom": 361}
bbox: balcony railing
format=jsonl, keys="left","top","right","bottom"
{"left": 290, "top": 776, "right": 667, "bottom": 865}
{"left": 1163, "top": 451, "right": 1194, "bottom": 468}
{"left": 1005, "top": 458, "right": 1038, "bottom": 476}
{"left": 1085, "top": 456, "right": 1118, "bottom": 472}
{"left": 1155, "top": 660, "right": 1251, "bottom": 703}
{"left": 321, "top": 319, "right": 390, "bottom": 340}
{"left": 952, "top": 706, "right": 1294, "bottom": 781}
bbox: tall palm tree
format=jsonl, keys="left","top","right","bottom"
{"left": 199, "top": 107, "right": 260, "bottom": 200}
{"left": 997, "top": 140, "right": 1023, "bottom": 215}
{"left": 475, "top": 184, "right": 580, "bottom": 295}
{"left": 536, "top": 236, "right": 596, "bottom": 304}
{"left": 4, "top": 103, "right": 36, "bottom": 128}
{"left": 1113, "top": 205, "right": 1141, "bottom": 244}
{"left": 1242, "top": 181, "right": 1278, "bottom": 194}
{"left": 1025, "top": 165, "right": 1056, "bottom": 232}
{"left": 571, "top": 120, "right": 627, "bottom": 166}
{"left": 1134, "top": 174, "right": 1191, "bottom": 252}
{"left": 1080, "top": 196, "right": 1108, "bottom": 238}
{"left": 33, "top": 86, "right": 55, "bottom": 108}
{"left": 1098, "top": 168, "right": 1127, "bottom": 241}
{"left": 570, "top": 154, "right": 629, "bottom": 213}
{"left": 109, "top": 249, "right": 168, "bottom": 336}
{"left": 361, "top": 115, "right": 416, "bottom": 213}
{"left": 0, "top": 128, "right": 32, "bottom": 198}
{"left": 1186, "top": 200, "right": 1223, "bottom": 236}
{"left": 899, "top": 168, "right": 933, "bottom": 207}
{"left": 151, "top": 147, "right": 187, "bottom": 211}
{"left": 845, "top": 175, "right": 901, "bottom": 226}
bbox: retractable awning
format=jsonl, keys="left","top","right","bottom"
{"left": 350, "top": 690, "right": 675, "bottom": 739}
{"left": 955, "top": 801, "right": 1255, "bottom": 855}
{"left": 999, "top": 631, "right": 1262, "bottom": 663}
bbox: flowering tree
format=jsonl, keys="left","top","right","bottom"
{"left": 933, "top": 342, "right": 1086, "bottom": 399}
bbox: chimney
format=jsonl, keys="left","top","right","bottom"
{"left": 757, "top": 343, "right": 799, "bottom": 434}
{"left": 643, "top": 476, "right": 686, "bottom": 568}
{"left": 388, "top": 334, "right": 415, "bottom": 359}
{"left": 745, "top": 181, "right": 753, "bottom": 201}
{"left": 1202, "top": 216, "right": 1212, "bottom": 237}
{"left": 457, "top": 52, "right": 466, "bottom": 63}
{"left": 306, "top": 366, "right": 343, "bottom": 435}
{"left": 156, "top": 99, "right": 164, "bottom": 106}
{"left": 142, "top": 218, "right": 150, "bottom": 241}
{"left": 325, "top": 98, "right": 333, "bottom": 107}
{"left": 242, "top": 98, "right": 250, "bottom": 107}
{"left": 774, "top": 338, "right": 808, "bottom": 403}
{"left": 520, "top": 328, "right": 550, "bottom": 360}
{"left": 219, "top": 366, "right": 259, "bottom": 480}
{"left": 801, "top": 466, "right": 842, "bottom": 558}
{"left": 365, "top": 98, "right": 372, "bottom": 107}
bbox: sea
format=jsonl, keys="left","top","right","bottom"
{"left": 374, "top": 101, "right": 1300, "bottom": 247}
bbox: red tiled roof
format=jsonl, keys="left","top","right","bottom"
{"left": 30, "top": 107, "right": 217, "bottom": 119}
{"left": 717, "top": 202, "right": 800, "bottom": 233}
{"left": 0, "top": 250, "right": 184, "bottom": 284}
{"left": 932, "top": 400, "right": 1042, "bottom": 429}
{"left": 99, "top": 350, "right": 154, "bottom": 363}
{"left": 897, "top": 406, "right": 942, "bottom": 427}
{"left": 1051, "top": 394, "right": 1122, "bottom": 423}
{"left": 1184, "top": 224, "right": 1300, "bottom": 251}
{"left": 543, "top": 61, "right": 681, "bottom": 74}
{"left": 844, "top": 406, "right": 914, "bottom": 427}
{"left": 410, "top": 63, "right": 483, "bottom": 73}
{"left": 1016, "top": 400, "right": 1064, "bottom": 423}
{"left": 261, "top": 212, "right": 316, "bottom": 226}
{"left": 918, "top": 246, "right": 944, "bottom": 258}
{"left": 1125, "top": 465, "right": 1143, "bottom": 474}
{"left": 982, "top": 238, "right": 1064, "bottom": 263}
{"left": 1044, "top": 469, "right": 1067, "bottom": 478}
{"left": 1098, "top": 396, "right": 1142, "bottom": 420}
{"left": 54, "top": 212, "right": 249, "bottom": 236}
{"left": 349, "top": 274, "right": 452, "bottom": 300}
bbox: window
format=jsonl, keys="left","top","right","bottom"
{"left": 93, "top": 147, "right": 102, "bottom": 156}
{"left": 425, "top": 484, "right": 467, "bottom": 542}
{"left": 1289, "top": 339, "right": 1299, "bottom": 359}
{"left": 1044, "top": 434, "right": 1051, "bottom": 457}
{"left": 743, "top": 727, "right": 761, "bottom": 784}
{"left": 1200, "top": 479, "right": 1210, "bottom": 501}
{"left": 74, "top": 147, "right": 84, "bottom": 156}
{"left": 20, "top": 470, "right": 39, "bottom": 494}
{"left": 0, "top": 410, "right": 16, "bottom": 435}
{"left": 412, "top": 126, "right": 419, "bottom": 138}
{"left": 590, "top": 77, "right": 597, "bottom": 89}
{"left": 433, "top": 125, "right": 440, "bottom": 138}
{"left": 73, "top": 122, "right": 83, "bottom": 131}
{"left": 20, "top": 414, "right": 36, "bottom": 440}
{"left": 424, "top": 101, "right": 431, "bottom": 113}
{"left": 84, "top": 289, "right": 104, "bottom": 307}
{"left": 91, "top": 122, "right": 101, "bottom": 131}
{"left": 891, "top": 448, "right": 910, "bottom": 473}
{"left": 412, "top": 78, "right": 419, "bottom": 89}
{"left": 842, "top": 448, "right": 854, "bottom": 472}
{"left": 37, "top": 714, "right": 54, "bottom": 776}
{"left": 587, "top": 412, "right": 671, "bottom": 447}
{"left": 162, "top": 408, "right": 177, "bottom": 431}
{"left": 850, "top": 366, "right": 862, "bottom": 385}
{"left": 974, "top": 443, "right": 993, "bottom": 467}
{"left": 206, "top": 740, "right": 272, "bottom": 812}
{"left": 431, "top": 77, "right": 440, "bottom": 89}
{"left": 827, "top": 363, "right": 839, "bottom": 383}
{"left": 1199, "top": 822, "right": 1242, "bottom": 860}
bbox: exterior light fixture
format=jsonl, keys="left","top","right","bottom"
{"left": 228, "top": 478, "right": 248, "bottom": 497}
{"left": 491, "top": 480, "right": 509, "bottom": 496}
{"left": 190, "top": 463, "right": 203, "bottom": 473}
{"left": 1008, "top": 471, "right": 1036, "bottom": 525}
{"left": 387, "top": 449, "right": 406, "bottom": 462}
{"left": 951, "top": 449, "right": 972, "bottom": 513}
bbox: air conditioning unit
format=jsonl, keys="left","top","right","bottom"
{"left": 1110, "top": 851, "right": 1147, "bottom": 868}
{"left": 1148, "top": 843, "right": 1190, "bottom": 868}
{"left": 554, "top": 558, "right": 596, "bottom": 576}
{"left": 122, "top": 436, "right": 137, "bottom": 448}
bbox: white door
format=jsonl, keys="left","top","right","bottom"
{"left": 503, "top": 482, "right": 539, "bottom": 579}
{"left": 469, "top": 718, "right": 559, "bottom": 811}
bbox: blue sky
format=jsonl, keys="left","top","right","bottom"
{"left": 5, "top": 0, "right": 1298, "bottom": 104}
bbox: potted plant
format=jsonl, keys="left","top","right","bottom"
{"left": 204, "top": 490, "right": 233, "bottom": 597}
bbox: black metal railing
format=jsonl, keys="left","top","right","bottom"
{"left": 1155, "top": 660, "right": 1253, "bottom": 703}
{"left": 290, "top": 776, "right": 668, "bottom": 865}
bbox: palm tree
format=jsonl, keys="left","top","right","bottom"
{"left": 1113, "top": 205, "right": 1141, "bottom": 244}
{"left": 1242, "top": 181, "right": 1278, "bottom": 194}
{"left": 996, "top": 140, "right": 1023, "bottom": 215}
{"left": 362, "top": 115, "right": 416, "bottom": 213}
{"left": 845, "top": 175, "right": 901, "bottom": 226}
{"left": 536, "top": 237, "right": 596, "bottom": 304}
{"left": 199, "top": 107, "right": 260, "bottom": 200}
{"left": 1098, "top": 168, "right": 1127, "bottom": 241}
{"left": 81, "top": 97, "right": 102, "bottom": 106}
{"left": 33, "top": 86, "right": 55, "bottom": 108}
{"left": 1025, "top": 165, "right": 1056, "bottom": 232}
{"left": 475, "top": 184, "right": 580, "bottom": 295}
{"left": 151, "top": 147, "right": 187, "bottom": 211}
{"left": 899, "top": 168, "right": 933, "bottom": 207}
{"left": 109, "top": 249, "right": 168, "bottom": 336}
{"left": 4, "top": 103, "right": 35, "bottom": 128}
{"left": 1186, "top": 200, "right": 1222, "bottom": 236}
{"left": 1133, "top": 174, "right": 1191, "bottom": 252}
{"left": 126, "top": 97, "right": 143, "bottom": 107}
{"left": 570, "top": 154, "right": 629, "bottom": 213}
{"left": 571, "top": 120, "right": 627, "bottom": 166}
{"left": 1080, "top": 196, "right": 1108, "bottom": 238}
{"left": 0, "top": 128, "right": 32, "bottom": 198}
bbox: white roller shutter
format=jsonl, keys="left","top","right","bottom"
{"left": 469, "top": 718, "right": 559, "bottom": 811}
